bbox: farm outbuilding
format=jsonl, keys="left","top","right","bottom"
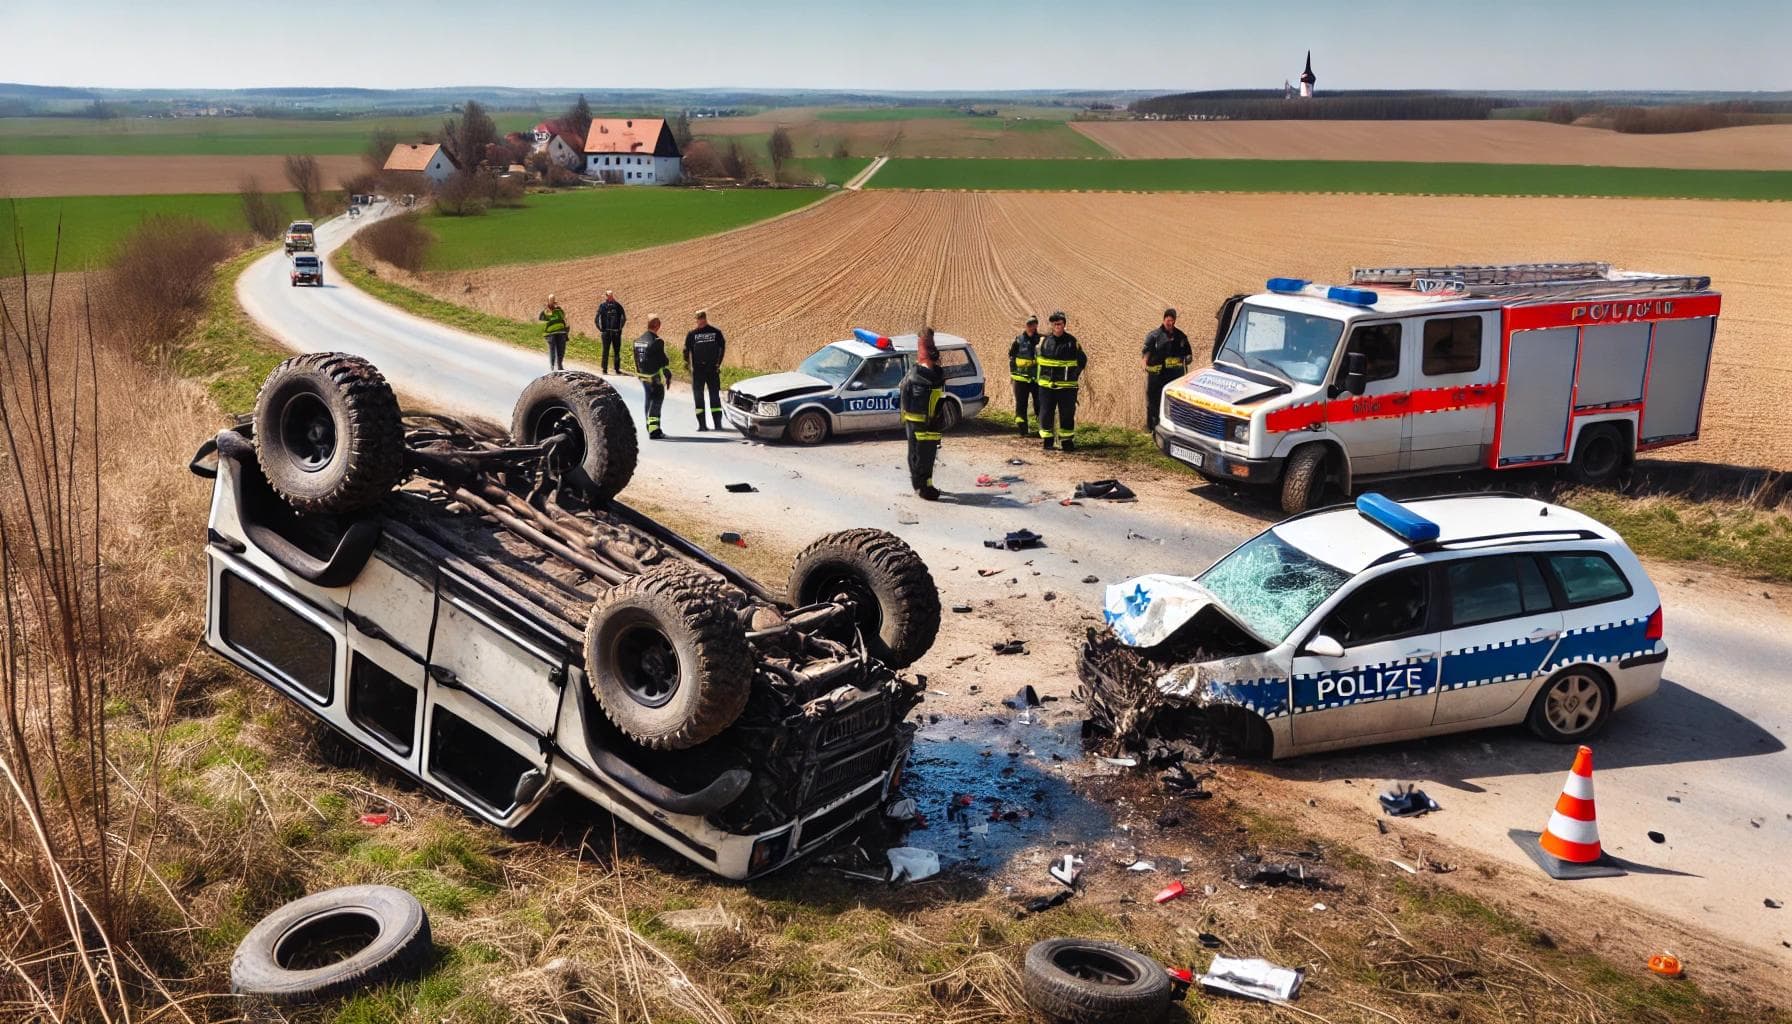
{"left": 383, "top": 142, "right": 458, "bottom": 185}
{"left": 583, "top": 118, "right": 681, "bottom": 185}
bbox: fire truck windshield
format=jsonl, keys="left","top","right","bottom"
{"left": 1215, "top": 305, "right": 1344, "bottom": 386}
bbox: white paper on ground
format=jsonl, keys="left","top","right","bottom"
{"left": 885, "top": 847, "right": 941, "bottom": 883}
{"left": 1198, "top": 956, "right": 1305, "bottom": 1002}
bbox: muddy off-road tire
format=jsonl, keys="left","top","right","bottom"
{"left": 252, "top": 353, "right": 405, "bottom": 515}
{"left": 230, "top": 885, "right": 431, "bottom": 1004}
{"left": 1021, "top": 938, "right": 1172, "bottom": 1024}
{"left": 511, "top": 371, "right": 638, "bottom": 503}
{"left": 786, "top": 528, "right": 939, "bottom": 669}
{"left": 1279, "top": 443, "right": 1329, "bottom": 516}
{"left": 584, "top": 567, "right": 752, "bottom": 750}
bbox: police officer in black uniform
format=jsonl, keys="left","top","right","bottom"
{"left": 1142, "top": 308, "right": 1191, "bottom": 431}
{"left": 596, "top": 289, "right": 627, "bottom": 375}
{"left": 683, "top": 310, "right": 726, "bottom": 431}
{"left": 1035, "top": 311, "right": 1088, "bottom": 452}
{"left": 1008, "top": 314, "right": 1041, "bottom": 436}
{"left": 632, "top": 315, "right": 672, "bottom": 439}
{"left": 899, "top": 327, "right": 946, "bottom": 501}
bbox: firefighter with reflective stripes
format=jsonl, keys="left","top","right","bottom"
{"left": 1008, "top": 314, "right": 1041, "bottom": 436}
{"left": 1142, "top": 307, "right": 1191, "bottom": 431}
{"left": 683, "top": 310, "right": 727, "bottom": 430}
{"left": 632, "top": 315, "right": 672, "bottom": 440}
{"left": 1036, "top": 311, "right": 1087, "bottom": 452}
{"left": 899, "top": 327, "right": 946, "bottom": 501}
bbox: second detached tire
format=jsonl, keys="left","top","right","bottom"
{"left": 786, "top": 528, "right": 940, "bottom": 669}
{"left": 1022, "top": 938, "right": 1172, "bottom": 1024}
{"left": 512, "top": 371, "right": 638, "bottom": 503}
{"left": 584, "top": 567, "right": 752, "bottom": 750}
{"left": 252, "top": 352, "right": 405, "bottom": 515}
{"left": 230, "top": 885, "right": 431, "bottom": 1004}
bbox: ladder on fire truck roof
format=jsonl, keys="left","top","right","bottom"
{"left": 1350, "top": 262, "right": 1711, "bottom": 301}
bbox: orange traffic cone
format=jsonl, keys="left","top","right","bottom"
{"left": 1510, "top": 745, "right": 1626, "bottom": 879}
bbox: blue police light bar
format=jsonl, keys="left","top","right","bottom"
{"left": 1325, "top": 286, "right": 1379, "bottom": 307}
{"left": 1356, "top": 492, "right": 1441, "bottom": 545}
{"left": 1267, "top": 277, "right": 1310, "bottom": 294}
{"left": 851, "top": 327, "right": 893, "bottom": 348}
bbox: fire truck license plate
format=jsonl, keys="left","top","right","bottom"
{"left": 1171, "top": 444, "right": 1204, "bottom": 468}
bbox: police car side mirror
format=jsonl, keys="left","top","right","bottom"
{"left": 1303, "top": 635, "right": 1346, "bottom": 659}
{"left": 846, "top": 380, "right": 864, "bottom": 390}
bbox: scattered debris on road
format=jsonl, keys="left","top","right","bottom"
{"left": 1380, "top": 782, "right": 1441, "bottom": 817}
{"left": 1154, "top": 880, "right": 1186, "bottom": 904}
{"left": 1049, "top": 853, "right": 1083, "bottom": 888}
{"left": 723, "top": 482, "right": 757, "bottom": 493}
{"left": 1003, "top": 685, "right": 1041, "bottom": 709}
{"left": 1648, "top": 830, "right": 1666, "bottom": 843}
{"left": 985, "top": 528, "right": 1044, "bottom": 550}
{"left": 992, "top": 640, "right": 1026, "bottom": 655}
{"left": 886, "top": 847, "right": 941, "bottom": 883}
{"left": 1199, "top": 956, "right": 1304, "bottom": 1003}
{"left": 1074, "top": 479, "right": 1136, "bottom": 501}
{"left": 656, "top": 904, "right": 740, "bottom": 937}
{"left": 717, "top": 530, "right": 747, "bottom": 547}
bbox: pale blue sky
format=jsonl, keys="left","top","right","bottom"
{"left": 3, "top": 0, "right": 1787, "bottom": 92}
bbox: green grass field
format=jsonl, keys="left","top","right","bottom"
{"left": 869, "top": 158, "right": 1792, "bottom": 199}
{"left": 0, "top": 113, "right": 547, "bottom": 156}
{"left": 1, "top": 192, "right": 307, "bottom": 275}
{"left": 815, "top": 106, "right": 966, "bottom": 122}
{"left": 788, "top": 156, "right": 872, "bottom": 185}
{"left": 420, "top": 187, "right": 829, "bottom": 271}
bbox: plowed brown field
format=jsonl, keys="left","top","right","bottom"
{"left": 410, "top": 191, "right": 1792, "bottom": 469}
{"left": 1073, "top": 120, "right": 1792, "bottom": 170}
{"left": 0, "top": 154, "right": 366, "bottom": 197}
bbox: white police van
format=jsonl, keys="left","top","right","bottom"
{"left": 724, "top": 329, "right": 988, "bottom": 445}
{"left": 1081, "top": 492, "right": 1666, "bottom": 757}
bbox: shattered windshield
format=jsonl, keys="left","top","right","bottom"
{"left": 798, "top": 345, "right": 862, "bottom": 386}
{"left": 1196, "top": 529, "right": 1352, "bottom": 644}
{"left": 1215, "top": 305, "right": 1344, "bottom": 386}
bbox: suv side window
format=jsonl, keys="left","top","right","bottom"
{"left": 1544, "top": 553, "right": 1632, "bottom": 607}
{"left": 1422, "top": 316, "right": 1483, "bottom": 376}
{"left": 938, "top": 347, "right": 975, "bottom": 379}
{"left": 1320, "top": 567, "right": 1429, "bottom": 647}
{"left": 853, "top": 355, "right": 906, "bottom": 390}
{"left": 1343, "top": 322, "right": 1401, "bottom": 383}
{"left": 1445, "top": 555, "right": 1554, "bottom": 628}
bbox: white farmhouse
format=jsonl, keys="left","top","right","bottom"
{"left": 583, "top": 118, "right": 681, "bottom": 185}
{"left": 529, "top": 121, "right": 586, "bottom": 170}
{"left": 383, "top": 142, "right": 458, "bottom": 186}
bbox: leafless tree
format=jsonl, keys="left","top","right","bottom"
{"left": 282, "top": 154, "right": 325, "bottom": 216}
{"left": 238, "top": 178, "right": 286, "bottom": 240}
{"left": 768, "top": 127, "right": 794, "bottom": 175}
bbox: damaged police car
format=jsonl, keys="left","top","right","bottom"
{"left": 1080, "top": 493, "right": 1666, "bottom": 758}
{"left": 724, "top": 329, "right": 987, "bottom": 445}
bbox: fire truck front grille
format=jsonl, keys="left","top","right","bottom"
{"left": 1166, "top": 396, "right": 1239, "bottom": 441}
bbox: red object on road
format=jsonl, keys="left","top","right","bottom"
{"left": 359, "top": 813, "right": 390, "bottom": 826}
{"left": 1154, "top": 881, "right": 1186, "bottom": 904}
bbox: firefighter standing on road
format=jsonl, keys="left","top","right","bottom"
{"left": 1008, "top": 314, "right": 1041, "bottom": 436}
{"left": 632, "top": 315, "right": 672, "bottom": 440}
{"left": 1142, "top": 308, "right": 1191, "bottom": 431}
{"left": 538, "top": 294, "right": 569, "bottom": 371}
{"left": 596, "top": 289, "right": 627, "bottom": 375}
{"left": 1036, "top": 311, "right": 1087, "bottom": 452}
{"left": 684, "top": 310, "right": 727, "bottom": 431}
{"left": 899, "top": 327, "right": 946, "bottom": 501}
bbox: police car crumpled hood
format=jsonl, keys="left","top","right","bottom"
{"left": 731, "top": 372, "right": 833, "bottom": 402}
{"left": 1099, "top": 574, "right": 1280, "bottom": 702}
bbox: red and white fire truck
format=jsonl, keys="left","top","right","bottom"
{"left": 1156, "top": 262, "right": 1720, "bottom": 512}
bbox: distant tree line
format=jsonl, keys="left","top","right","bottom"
{"left": 1132, "top": 90, "right": 1513, "bottom": 120}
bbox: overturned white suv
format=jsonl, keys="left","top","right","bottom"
{"left": 194, "top": 353, "right": 939, "bottom": 878}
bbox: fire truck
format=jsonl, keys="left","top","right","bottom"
{"left": 1155, "top": 263, "right": 1720, "bottom": 513}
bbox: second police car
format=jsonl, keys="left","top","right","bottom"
{"left": 1083, "top": 492, "right": 1666, "bottom": 757}
{"left": 724, "top": 329, "right": 989, "bottom": 445}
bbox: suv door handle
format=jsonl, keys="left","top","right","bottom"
{"left": 1404, "top": 648, "right": 1437, "bottom": 659}
{"left": 1526, "top": 628, "right": 1561, "bottom": 640}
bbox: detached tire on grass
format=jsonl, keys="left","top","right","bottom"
{"left": 512, "top": 371, "right": 638, "bottom": 503}
{"left": 786, "top": 528, "right": 939, "bottom": 669}
{"left": 584, "top": 567, "right": 752, "bottom": 750}
{"left": 252, "top": 352, "right": 405, "bottom": 515}
{"left": 1021, "top": 938, "right": 1172, "bottom": 1024}
{"left": 230, "top": 885, "right": 431, "bottom": 1004}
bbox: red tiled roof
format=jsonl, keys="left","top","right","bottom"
{"left": 583, "top": 118, "right": 677, "bottom": 157}
{"left": 384, "top": 142, "right": 453, "bottom": 172}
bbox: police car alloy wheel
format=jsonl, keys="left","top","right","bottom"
{"left": 1528, "top": 669, "right": 1611, "bottom": 741}
{"left": 788, "top": 410, "right": 829, "bottom": 446}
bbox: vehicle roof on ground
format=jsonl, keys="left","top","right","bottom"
{"left": 1270, "top": 495, "right": 1619, "bottom": 575}
{"left": 832, "top": 332, "right": 972, "bottom": 359}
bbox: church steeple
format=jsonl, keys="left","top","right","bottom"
{"left": 1299, "top": 50, "right": 1316, "bottom": 97}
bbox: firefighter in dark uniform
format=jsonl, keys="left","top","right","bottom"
{"left": 1035, "top": 311, "right": 1087, "bottom": 452}
{"left": 1008, "top": 314, "right": 1041, "bottom": 436}
{"left": 899, "top": 327, "right": 946, "bottom": 501}
{"left": 683, "top": 310, "right": 726, "bottom": 431}
{"left": 596, "top": 289, "right": 627, "bottom": 375}
{"left": 1142, "top": 308, "right": 1191, "bottom": 431}
{"left": 632, "top": 315, "right": 672, "bottom": 439}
